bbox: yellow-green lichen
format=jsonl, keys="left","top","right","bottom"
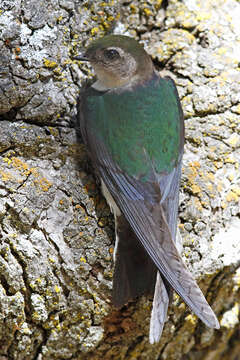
{"left": 43, "top": 58, "right": 58, "bottom": 68}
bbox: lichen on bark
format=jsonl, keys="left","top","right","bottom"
{"left": 0, "top": 0, "right": 240, "bottom": 359}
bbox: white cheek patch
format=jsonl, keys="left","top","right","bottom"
{"left": 92, "top": 79, "right": 110, "bottom": 91}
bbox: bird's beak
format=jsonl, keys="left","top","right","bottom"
{"left": 73, "top": 53, "right": 90, "bottom": 62}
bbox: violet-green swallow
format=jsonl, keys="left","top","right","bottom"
{"left": 76, "top": 35, "right": 219, "bottom": 343}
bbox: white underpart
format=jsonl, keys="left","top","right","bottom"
{"left": 149, "top": 272, "right": 169, "bottom": 344}
{"left": 101, "top": 180, "right": 121, "bottom": 262}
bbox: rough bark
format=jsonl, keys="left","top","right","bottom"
{"left": 0, "top": 0, "right": 239, "bottom": 359}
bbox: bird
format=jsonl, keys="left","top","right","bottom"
{"left": 75, "top": 34, "right": 219, "bottom": 343}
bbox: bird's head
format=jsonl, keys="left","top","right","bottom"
{"left": 76, "top": 35, "right": 154, "bottom": 90}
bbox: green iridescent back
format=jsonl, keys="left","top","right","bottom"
{"left": 86, "top": 76, "right": 183, "bottom": 181}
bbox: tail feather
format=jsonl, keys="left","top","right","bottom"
{"left": 149, "top": 210, "right": 181, "bottom": 343}
{"left": 149, "top": 272, "right": 169, "bottom": 344}
{"left": 112, "top": 214, "right": 157, "bottom": 308}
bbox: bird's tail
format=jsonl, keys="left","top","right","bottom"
{"left": 112, "top": 214, "right": 157, "bottom": 308}
{"left": 149, "top": 228, "right": 182, "bottom": 343}
{"left": 149, "top": 271, "right": 169, "bottom": 344}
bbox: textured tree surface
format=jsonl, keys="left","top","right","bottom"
{"left": 0, "top": 0, "right": 240, "bottom": 359}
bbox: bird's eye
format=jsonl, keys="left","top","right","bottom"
{"left": 103, "top": 49, "right": 120, "bottom": 60}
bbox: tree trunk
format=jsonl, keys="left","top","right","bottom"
{"left": 0, "top": 0, "right": 239, "bottom": 359}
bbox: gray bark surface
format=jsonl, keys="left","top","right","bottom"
{"left": 0, "top": 0, "right": 239, "bottom": 359}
